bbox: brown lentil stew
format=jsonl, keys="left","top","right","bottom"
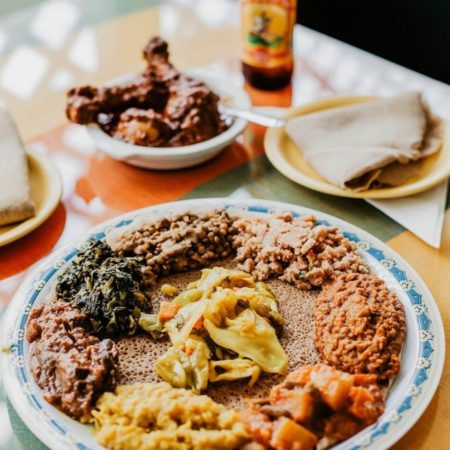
{"left": 315, "top": 273, "right": 406, "bottom": 379}
{"left": 110, "top": 210, "right": 236, "bottom": 284}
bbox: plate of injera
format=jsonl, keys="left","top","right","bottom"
{"left": 0, "top": 198, "right": 445, "bottom": 450}
{"left": 265, "top": 96, "right": 450, "bottom": 199}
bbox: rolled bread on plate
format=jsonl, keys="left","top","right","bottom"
{"left": 0, "top": 103, "right": 35, "bottom": 226}
{"left": 285, "top": 92, "right": 444, "bottom": 191}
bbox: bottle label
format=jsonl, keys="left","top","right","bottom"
{"left": 241, "top": 0, "right": 296, "bottom": 69}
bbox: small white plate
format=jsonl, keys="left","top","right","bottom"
{"left": 0, "top": 199, "right": 445, "bottom": 450}
{"left": 86, "top": 70, "right": 251, "bottom": 169}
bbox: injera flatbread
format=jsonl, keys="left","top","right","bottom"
{"left": 0, "top": 103, "right": 35, "bottom": 225}
{"left": 285, "top": 92, "right": 445, "bottom": 191}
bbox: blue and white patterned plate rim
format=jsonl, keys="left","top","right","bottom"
{"left": 0, "top": 198, "right": 445, "bottom": 450}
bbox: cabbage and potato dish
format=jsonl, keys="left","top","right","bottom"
{"left": 148, "top": 267, "right": 288, "bottom": 393}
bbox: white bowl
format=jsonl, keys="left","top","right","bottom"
{"left": 85, "top": 69, "right": 251, "bottom": 170}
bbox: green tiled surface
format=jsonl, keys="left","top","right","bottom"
{"left": 0, "top": 0, "right": 43, "bottom": 16}
{"left": 0, "top": 0, "right": 156, "bottom": 16}
{"left": 0, "top": 0, "right": 160, "bottom": 57}
{"left": 7, "top": 401, "right": 48, "bottom": 450}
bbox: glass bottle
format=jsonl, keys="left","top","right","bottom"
{"left": 241, "top": 0, "right": 297, "bottom": 91}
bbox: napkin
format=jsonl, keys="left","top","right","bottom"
{"left": 0, "top": 103, "right": 35, "bottom": 226}
{"left": 368, "top": 182, "right": 448, "bottom": 248}
{"left": 285, "top": 92, "right": 444, "bottom": 191}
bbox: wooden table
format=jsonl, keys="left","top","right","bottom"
{"left": 0, "top": 1, "right": 449, "bottom": 449}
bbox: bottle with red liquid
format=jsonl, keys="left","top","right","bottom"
{"left": 241, "top": 0, "right": 297, "bottom": 91}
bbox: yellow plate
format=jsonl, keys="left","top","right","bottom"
{"left": 0, "top": 149, "right": 62, "bottom": 247}
{"left": 265, "top": 96, "right": 450, "bottom": 199}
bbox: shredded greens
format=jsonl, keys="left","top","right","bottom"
{"left": 56, "top": 240, "right": 151, "bottom": 337}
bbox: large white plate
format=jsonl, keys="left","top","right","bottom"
{"left": 0, "top": 198, "right": 445, "bottom": 450}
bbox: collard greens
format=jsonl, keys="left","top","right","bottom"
{"left": 56, "top": 240, "right": 151, "bottom": 336}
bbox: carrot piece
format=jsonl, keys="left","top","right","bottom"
{"left": 285, "top": 366, "right": 313, "bottom": 385}
{"left": 158, "top": 301, "right": 180, "bottom": 322}
{"left": 353, "top": 373, "right": 377, "bottom": 387}
{"left": 321, "top": 377, "right": 353, "bottom": 411}
{"left": 193, "top": 316, "right": 204, "bottom": 330}
{"left": 184, "top": 346, "right": 194, "bottom": 356}
{"left": 270, "top": 417, "right": 318, "bottom": 450}
{"left": 348, "top": 386, "right": 382, "bottom": 424}
{"left": 310, "top": 365, "right": 353, "bottom": 411}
